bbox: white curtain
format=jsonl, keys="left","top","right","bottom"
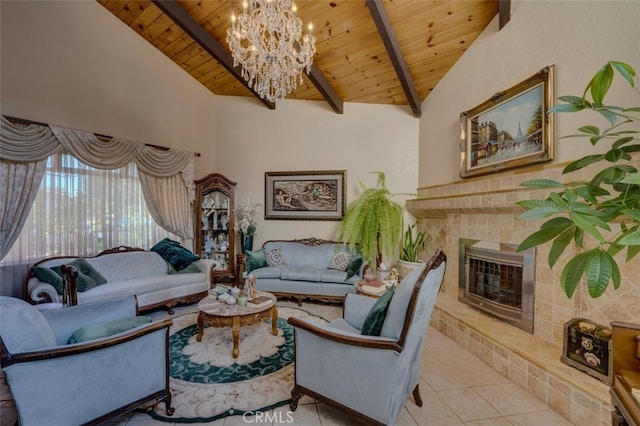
{"left": 0, "top": 116, "right": 196, "bottom": 262}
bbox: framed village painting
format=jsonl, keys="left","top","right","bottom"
{"left": 264, "top": 170, "right": 346, "bottom": 220}
{"left": 459, "top": 66, "right": 555, "bottom": 178}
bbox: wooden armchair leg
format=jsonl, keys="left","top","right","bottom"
{"left": 290, "top": 387, "right": 302, "bottom": 411}
{"left": 412, "top": 384, "right": 423, "bottom": 407}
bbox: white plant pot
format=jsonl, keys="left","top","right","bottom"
{"left": 397, "top": 259, "right": 425, "bottom": 280}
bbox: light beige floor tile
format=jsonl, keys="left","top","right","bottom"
{"left": 394, "top": 405, "right": 419, "bottom": 426}
{"left": 464, "top": 418, "right": 513, "bottom": 426}
{"left": 287, "top": 403, "right": 322, "bottom": 426}
{"left": 506, "top": 410, "right": 575, "bottom": 426}
{"left": 422, "top": 365, "right": 476, "bottom": 390}
{"left": 473, "top": 383, "right": 547, "bottom": 415}
{"left": 437, "top": 388, "right": 501, "bottom": 422}
{"left": 405, "top": 391, "right": 462, "bottom": 425}
{"left": 317, "top": 402, "right": 364, "bottom": 425}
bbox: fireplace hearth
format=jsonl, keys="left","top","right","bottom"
{"left": 458, "top": 239, "right": 535, "bottom": 333}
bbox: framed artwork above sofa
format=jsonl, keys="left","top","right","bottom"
{"left": 264, "top": 170, "right": 346, "bottom": 220}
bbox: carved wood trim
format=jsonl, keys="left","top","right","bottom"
{"left": 395, "top": 248, "right": 446, "bottom": 351}
{"left": 96, "top": 246, "right": 145, "bottom": 256}
{"left": 291, "top": 384, "right": 385, "bottom": 426}
{"left": 287, "top": 317, "right": 399, "bottom": 351}
{"left": 1, "top": 319, "right": 172, "bottom": 367}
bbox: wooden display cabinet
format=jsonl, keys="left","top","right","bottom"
{"left": 195, "top": 173, "right": 236, "bottom": 283}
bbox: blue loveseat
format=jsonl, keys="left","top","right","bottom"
{"left": 240, "top": 238, "right": 367, "bottom": 304}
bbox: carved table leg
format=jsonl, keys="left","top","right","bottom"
{"left": 232, "top": 316, "right": 240, "bottom": 359}
{"left": 196, "top": 312, "right": 205, "bottom": 342}
{"left": 271, "top": 306, "right": 279, "bottom": 335}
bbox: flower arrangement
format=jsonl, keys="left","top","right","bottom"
{"left": 235, "top": 197, "right": 261, "bottom": 236}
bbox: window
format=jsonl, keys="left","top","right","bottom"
{"left": 1, "top": 151, "right": 177, "bottom": 265}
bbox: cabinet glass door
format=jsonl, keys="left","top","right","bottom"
{"left": 195, "top": 174, "right": 236, "bottom": 282}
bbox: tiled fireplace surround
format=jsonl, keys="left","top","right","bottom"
{"left": 407, "top": 158, "right": 640, "bottom": 426}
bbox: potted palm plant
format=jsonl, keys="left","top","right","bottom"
{"left": 397, "top": 223, "right": 426, "bottom": 278}
{"left": 516, "top": 61, "right": 639, "bottom": 299}
{"left": 336, "top": 171, "right": 403, "bottom": 271}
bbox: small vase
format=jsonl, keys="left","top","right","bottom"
{"left": 241, "top": 234, "right": 254, "bottom": 253}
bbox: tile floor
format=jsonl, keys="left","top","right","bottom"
{"left": 0, "top": 300, "right": 574, "bottom": 426}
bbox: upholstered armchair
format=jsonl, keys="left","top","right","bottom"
{"left": 0, "top": 296, "right": 173, "bottom": 425}
{"left": 610, "top": 321, "right": 640, "bottom": 426}
{"left": 288, "top": 249, "right": 446, "bottom": 425}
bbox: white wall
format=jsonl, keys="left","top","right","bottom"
{"left": 0, "top": 1, "right": 420, "bottom": 269}
{"left": 419, "top": 0, "right": 640, "bottom": 187}
{"left": 0, "top": 0, "right": 219, "bottom": 174}
{"left": 215, "top": 97, "right": 419, "bottom": 248}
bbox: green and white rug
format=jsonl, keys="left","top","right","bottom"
{"left": 144, "top": 306, "right": 327, "bottom": 423}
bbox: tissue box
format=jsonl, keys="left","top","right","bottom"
{"left": 561, "top": 318, "right": 612, "bottom": 384}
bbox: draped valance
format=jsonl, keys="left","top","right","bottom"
{"left": 0, "top": 115, "right": 197, "bottom": 260}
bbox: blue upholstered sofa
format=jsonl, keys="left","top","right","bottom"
{"left": 27, "top": 246, "right": 216, "bottom": 314}
{"left": 241, "top": 238, "right": 368, "bottom": 304}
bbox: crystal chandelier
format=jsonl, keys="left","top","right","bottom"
{"left": 226, "top": 0, "right": 316, "bottom": 102}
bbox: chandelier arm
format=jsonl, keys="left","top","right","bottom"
{"left": 152, "top": 0, "right": 275, "bottom": 109}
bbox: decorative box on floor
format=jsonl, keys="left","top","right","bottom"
{"left": 561, "top": 318, "right": 612, "bottom": 384}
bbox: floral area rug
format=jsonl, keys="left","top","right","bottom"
{"left": 143, "top": 306, "right": 327, "bottom": 423}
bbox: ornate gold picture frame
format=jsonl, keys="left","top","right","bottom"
{"left": 460, "top": 66, "right": 555, "bottom": 178}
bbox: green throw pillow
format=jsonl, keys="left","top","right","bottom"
{"left": 31, "top": 266, "right": 65, "bottom": 294}
{"left": 49, "top": 258, "right": 106, "bottom": 292}
{"left": 68, "top": 316, "right": 153, "bottom": 344}
{"left": 70, "top": 258, "right": 107, "bottom": 285}
{"left": 168, "top": 262, "right": 201, "bottom": 274}
{"left": 361, "top": 285, "right": 395, "bottom": 336}
{"left": 345, "top": 254, "right": 363, "bottom": 280}
{"left": 151, "top": 238, "right": 199, "bottom": 271}
{"left": 245, "top": 249, "right": 267, "bottom": 273}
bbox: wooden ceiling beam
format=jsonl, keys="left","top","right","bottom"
{"left": 308, "top": 64, "right": 344, "bottom": 114}
{"left": 499, "top": 0, "right": 511, "bottom": 30}
{"left": 366, "top": 0, "right": 421, "bottom": 118}
{"left": 151, "top": 0, "right": 275, "bottom": 109}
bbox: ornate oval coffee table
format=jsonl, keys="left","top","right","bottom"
{"left": 196, "top": 291, "right": 278, "bottom": 359}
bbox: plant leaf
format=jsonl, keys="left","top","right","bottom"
{"left": 569, "top": 211, "right": 607, "bottom": 242}
{"left": 585, "top": 249, "right": 615, "bottom": 298}
{"left": 548, "top": 227, "right": 574, "bottom": 268}
{"left": 588, "top": 63, "right": 613, "bottom": 106}
{"left": 563, "top": 155, "right": 604, "bottom": 173}
{"left": 595, "top": 108, "right": 619, "bottom": 125}
{"left": 604, "top": 148, "right": 625, "bottom": 162}
{"left": 577, "top": 125, "right": 600, "bottom": 135}
{"left": 621, "top": 173, "right": 640, "bottom": 185}
{"left": 517, "top": 217, "right": 573, "bottom": 252}
{"left": 618, "top": 229, "right": 640, "bottom": 245}
{"left": 610, "top": 61, "right": 636, "bottom": 87}
{"left": 517, "top": 205, "right": 564, "bottom": 220}
{"left": 516, "top": 199, "right": 557, "bottom": 209}
{"left": 560, "top": 251, "right": 593, "bottom": 298}
{"left": 626, "top": 245, "right": 640, "bottom": 262}
{"left": 519, "top": 179, "right": 565, "bottom": 189}
{"left": 549, "top": 103, "right": 585, "bottom": 113}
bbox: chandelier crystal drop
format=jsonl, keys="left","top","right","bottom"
{"left": 226, "top": 0, "right": 316, "bottom": 102}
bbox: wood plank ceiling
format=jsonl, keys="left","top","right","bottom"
{"left": 97, "top": 0, "right": 503, "bottom": 117}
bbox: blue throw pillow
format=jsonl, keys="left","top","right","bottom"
{"left": 151, "top": 238, "right": 199, "bottom": 271}
{"left": 361, "top": 285, "right": 395, "bottom": 336}
{"left": 48, "top": 258, "right": 107, "bottom": 292}
{"left": 245, "top": 249, "right": 268, "bottom": 273}
{"left": 68, "top": 316, "right": 152, "bottom": 344}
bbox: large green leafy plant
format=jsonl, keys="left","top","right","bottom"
{"left": 336, "top": 171, "right": 403, "bottom": 270}
{"left": 517, "top": 61, "right": 639, "bottom": 299}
